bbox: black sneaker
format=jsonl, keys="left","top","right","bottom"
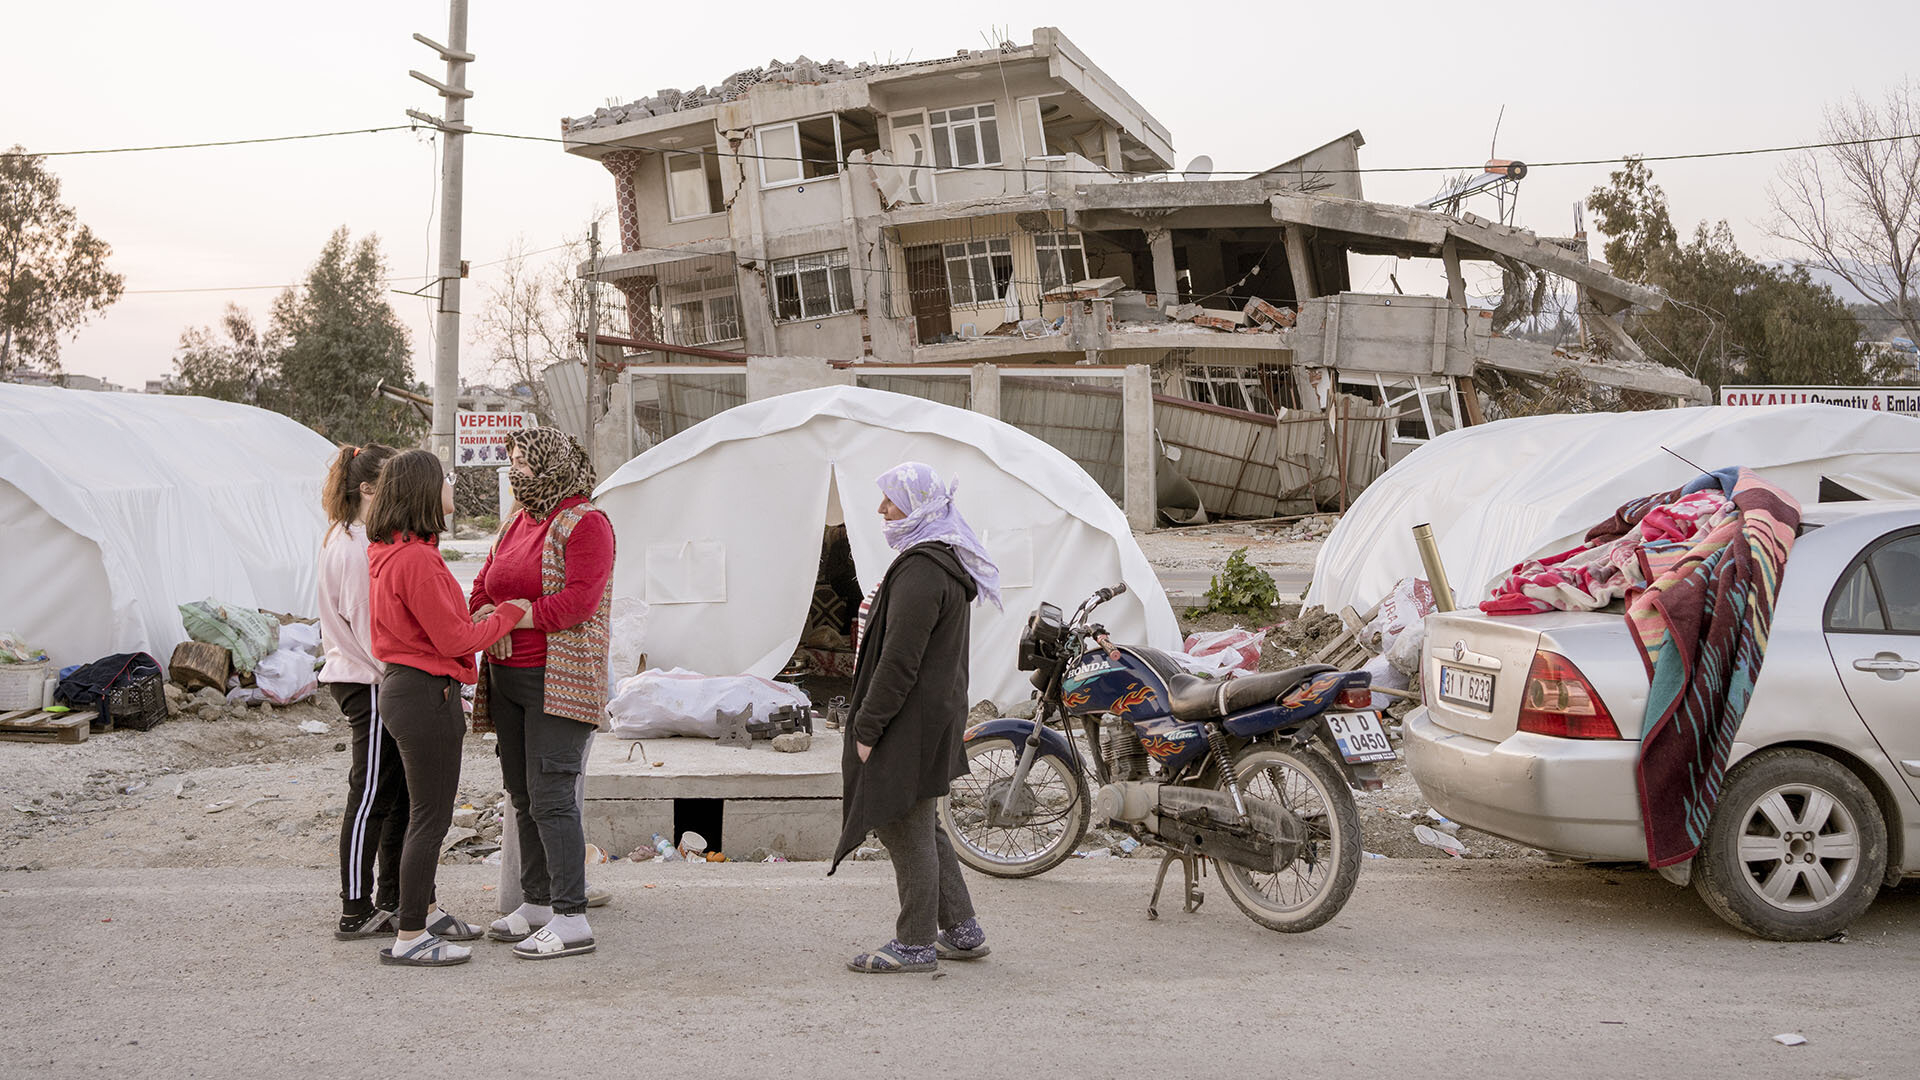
{"left": 336, "top": 909, "right": 396, "bottom": 940}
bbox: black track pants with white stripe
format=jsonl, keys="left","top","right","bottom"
{"left": 330, "top": 681, "right": 410, "bottom": 915}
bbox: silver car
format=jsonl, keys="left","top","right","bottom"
{"left": 1405, "top": 500, "right": 1920, "bottom": 940}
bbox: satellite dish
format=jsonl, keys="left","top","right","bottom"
{"left": 1181, "top": 154, "right": 1214, "bottom": 182}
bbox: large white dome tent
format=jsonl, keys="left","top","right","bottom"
{"left": 1307, "top": 403, "right": 1920, "bottom": 616}
{"left": 594, "top": 385, "right": 1181, "bottom": 707}
{"left": 0, "top": 385, "right": 336, "bottom": 667}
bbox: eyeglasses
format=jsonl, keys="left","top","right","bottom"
{"left": 444, "top": 474, "right": 456, "bottom": 486}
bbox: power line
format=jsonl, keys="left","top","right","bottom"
{"left": 9, "top": 121, "right": 1920, "bottom": 179}
{"left": 122, "top": 242, "right": 572, "bottom": 296}
{"left": 4, "top": 126, "right": 413, "bottom": 157}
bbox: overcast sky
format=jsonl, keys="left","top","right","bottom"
{"left": 8, "top": 0, "right": 1916, "bottom": 388}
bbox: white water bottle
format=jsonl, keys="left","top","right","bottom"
{"left": 41, "top": 672, "right": 57, "bottom": 709}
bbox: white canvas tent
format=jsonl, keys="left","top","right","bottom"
{"left": 594, "top": 386, "right": 1180, "bottom": 707}
{"left": 1308, "top": 404, "right": 1920, "bottom": 615}
{"left": 0, "top": 385, "right": 336, "bottom": 667}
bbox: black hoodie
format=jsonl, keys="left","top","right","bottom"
{"left": 830, "top": 541, "right": 977, "bottom": 872}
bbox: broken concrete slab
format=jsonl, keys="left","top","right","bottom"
{"left": 1243, "top": 296, "right": 1297, "bottom": 329}
{"left": 1041, "top": 276, "right": 1125, "bottom": 302}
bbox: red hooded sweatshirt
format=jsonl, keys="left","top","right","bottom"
{"left": 369, "top": 533, "right": 520, "bottom": 683}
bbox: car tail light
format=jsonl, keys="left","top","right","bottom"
{"left": 1337, "top": 685, "right": 1372, "bottom": 710}
{"left": 1516, "top": 651, "right": 1620, "bottom": 739}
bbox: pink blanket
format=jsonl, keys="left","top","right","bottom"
{"left": 1481, "top": 489, "right": 1730, "bottom": 615}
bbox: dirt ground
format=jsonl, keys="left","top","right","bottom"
{"left": 0, "top": 518, "right": 1537, "bottom": 871}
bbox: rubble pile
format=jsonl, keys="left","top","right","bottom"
{"left": 565, "top": 47, "right": 1029, "bottom": 133}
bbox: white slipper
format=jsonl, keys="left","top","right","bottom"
{"left": 512, "top": 925, "right": 595, "bottom": 960}
{"left": 487, "top": 910, "right": 546, "bottom": 943}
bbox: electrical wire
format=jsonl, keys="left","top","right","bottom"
{"left": 9, "top": 121, "right": 1920, "bottom": 179}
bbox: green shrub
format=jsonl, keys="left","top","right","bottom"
{"left": 1187, "top": 548, "right": 1279, "bottom": 618}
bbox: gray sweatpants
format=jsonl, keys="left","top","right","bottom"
{"left": 872, "top": 797, "right": 976, "bottom": 947}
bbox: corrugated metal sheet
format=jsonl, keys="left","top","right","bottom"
{"left": 543, "top": 360, "right": 588, "bottom": 442}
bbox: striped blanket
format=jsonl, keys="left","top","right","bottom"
{"left": 1628, "top": 467, "right": 1799, "bottom": 867}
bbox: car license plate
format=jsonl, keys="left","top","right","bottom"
{"left": 1325, "top": 712, "right": 1396, "bottom": 764}
{"left": 1438, "top": 664, "right": 1495, "bottom": 710}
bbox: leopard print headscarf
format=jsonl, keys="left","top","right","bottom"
{"left": 507, "top": 428, "right": 595, "bottom": 519}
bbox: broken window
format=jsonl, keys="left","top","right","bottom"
{"left": 942, "top": 238, "right": 1014, "bottom": 306}
{"left": 1035, "top": 231, "right": 1089, "bottom": 292}
{"left": 772, "top": 251, "right": 855, "bottom": 321}
{"left": 929, "top": 104, "right": 1001, "bottom": 169}
{"left": 1016, "top": 97, "right": 1047, "bottom": 160}
{"left": 757, "top": 113, "right": 886, "bottom": 188}
{"left": 1185, "top": 364, "right": 1280, "bottom": 415}
{"left": 666, "top": 150, "right": 725, "bottom": 220}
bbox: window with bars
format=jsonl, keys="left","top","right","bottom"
{"left": 1035, "top": 231, "right": 1089, "bottom": 292}
{"left": 929, "top": 104, "right": 1001, "bottom": 169}
{"left": 771, "top": 251, "right": 856, "bottom": 321}
{"left": 660, "top": 276, "right": 742, "bottom": 346}
{"left": 941, "top": 238, "right": 1014, "bottom": 306}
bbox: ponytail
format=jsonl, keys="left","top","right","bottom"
{"left": 323, "top": 442, "right": 398, "bottom": 534}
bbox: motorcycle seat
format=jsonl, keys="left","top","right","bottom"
{"left": 1167, "top": 664, "right": 1337, "bottom": 722}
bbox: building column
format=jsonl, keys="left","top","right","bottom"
{"left": 1122, "top": 364, "right": 1156, "bottom": 532}
{"left": 1147, "top": 228, "right": 1178, "bottom": 309}
{"left": 613, "top": 277, "right": 657, "bottom": 340}
{"left": 599, "top": 150, "right": 646, "bottom": 253}
{"left": 970, "top": 363, "right": 1001, "bottom": 418}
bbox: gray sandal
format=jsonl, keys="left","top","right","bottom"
{"left": 934, "top": 931, "right": 990, "bottom": 960}
{"left": 378, "top": 932, "right": 471, "bottom": 967}
{"left": 848, "top": 941, "right": 937, "bottom": 973}
{"left": 425, "top": 911, "right": 483, "bottom": 942}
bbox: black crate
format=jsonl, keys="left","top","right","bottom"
{"left": 104, "top": 672, "right": 168, "bottom": 732}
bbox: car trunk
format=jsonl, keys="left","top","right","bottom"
{"left": 1423, "top": 610, "right": 1651, "bottom": 743}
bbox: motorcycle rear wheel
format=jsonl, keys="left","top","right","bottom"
{"left": 1214, "top": 744, "right": 1361, "bottom": 933}
{"left": 940, "top": 736, "right": 1090, "bottom": 878}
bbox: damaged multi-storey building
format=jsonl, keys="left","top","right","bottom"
{"left": 555, "top": 26, "right": 1705, "bottom": 526}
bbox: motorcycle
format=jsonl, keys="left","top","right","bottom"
{"left": 939, "top": 584, "right": 1396, "bottom": 933}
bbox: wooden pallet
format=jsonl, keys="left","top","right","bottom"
{"left": 0, "top": 708, "right": 95, "bottom": 744}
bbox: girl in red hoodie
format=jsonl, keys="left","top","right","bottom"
{"left": 365, "top": 449, "right": 526, "bottom": 967}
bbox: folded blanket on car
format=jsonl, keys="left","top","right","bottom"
{"left": 1480, "top": 487, "right": 1730, "bottom": 616}
{"left": 1630, "top": 467, "right": 1799, "bottom": 867}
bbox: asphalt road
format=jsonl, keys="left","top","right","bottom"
{"left": 4, "top": 859, "right": 1914, "bottom": 1079}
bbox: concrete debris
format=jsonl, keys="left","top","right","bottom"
{"left": 450, "top": 806, "right": 481, "bottom": 830}
{"left": 564, "top": 48, "right": 1032, "bottom": 132}
{"left": 1189, "top": 309, "right": 1248, "bottom": 332}
{"left": 1040, "top": 277, "right": 1124, "bottom": 302}
{"left": 1243, "top": 296, "right": 1297, "bottom": 329}
{"left": 770, "top": 731, "right": 812, "bottom": 753}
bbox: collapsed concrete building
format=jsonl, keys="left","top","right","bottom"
{"left": 554, "top": 27, "right": 1704, "bottom": 526}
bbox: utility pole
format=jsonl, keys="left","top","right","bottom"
{"left": 584, "top": 221, "right": 602, "bottom": 442}
{"left": 407, "top": 0, "right": 473, "bottom": 468}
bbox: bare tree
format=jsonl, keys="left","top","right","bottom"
{"left": 469, "top": 216, "right": 609, "bottom": 423}
{"left": 1770, "top": 82, "right": 1920, "bottom": 346}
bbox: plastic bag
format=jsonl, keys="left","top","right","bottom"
{"left": 178, "top": 600, "right": 280, "bottom": 676}
{"left": 277, "top": 622, "right": 323, "bottom": 656}
{"left": 253, "top": 648, "right": 318, "bottom": 705}
{"left": 606, "top": 668, "right": 810, "bottom": 739}
{"left": 605, "top": 595, "right": 650, "bottom": 695}
{"left": 1362, "top": 654, "right": 1409, "bottom": 710}
{"left": 1360, "top": 577, "right": 1436, "bottom": 677}
{"left": 1181, "top": 627, "right": 1267, "bottom": 677}
{"left": 0, "top": 631, "right": 48, "bottom": 665}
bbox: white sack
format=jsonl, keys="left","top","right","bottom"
{"left": 605, "top": 595, "right": 650, "bottom": 694}
{"left": 254, "top": 648, "right": 318, "bottom": 705}
{"left": 607, "top": 668, "right": 811, "bottom": 739}
{"left": 279, "top": 622, "right": 324, "bottom": 656}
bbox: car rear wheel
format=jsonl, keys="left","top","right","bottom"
{"left": 1693, "top": 748, "right": 1887, "bottom": 941}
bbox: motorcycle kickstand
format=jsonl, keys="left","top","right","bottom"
{"left": 1147, "top": 848, "right": 1205, "bottom": 920}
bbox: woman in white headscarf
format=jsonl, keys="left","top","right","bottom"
{"left": 832, "top": 462, "right": 1000, "bottom": 974}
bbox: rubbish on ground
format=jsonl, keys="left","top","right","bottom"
{"left": 204, "top": 799, "right": 236, "bottom": 813}
{"left": 1116, "top": 837, "right": 1140, "bottom": 854}
{"left": 705, "top": 852, "right": 727, "bottom": 862}
{"left": 763, "top": 852, "right": 788, "bottom": 863}
{"left": 254, "top": 649, "right": 318, "bottom": 705}
{"left": 852, "top": 846, "right": 884, "bottom": 861}
{"left": 1359, "top": 576, "right": 1437, "bottom": 676}
{"left": 1414, "top": 823, "right": 1466, "bottom": 856}
{"left": 297, "top": 718, "right": 329, "bottom": 735}
{"left": 1362, "top": 851, "right": 1386, "bottom": 859}
{"left": 652, "top": 834, "right": 682, "bottom": 861}
{"left": 172, "top": 778, "right": 196, "bottom": 798}
{"left": 1425, "top": 811, "right": 1461, "bottom": 835}
{"left": 121, "top": 781, "right": 146, "bottom": 795}
{"left": 242, "top": 794, "right": 283, "bottom": 811}
{"left": 678, "top": 831, "right": 708, "bottom": 857}
{"left": 1076, "top": 848, "right": 1113, "bottom": 859}
{"left": 606, "top": 668, "right": 811, "bottom": 740}
{"left": 1772, "top": 1034, "right": 1808, "bottom": 1047}
{"left": 585, "top": 844, "right": 608, "bottom": 864}
{"left": 0, "top": 631, "right": 48, "bottom": 665}
{"left": 1180, "top": 627, "right": 1268, "bottom": 676}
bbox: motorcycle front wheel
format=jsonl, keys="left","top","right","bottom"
{"left": 940, "top": 736, "right": 1090, "bottom": 878}
{"left": 1214, "top": 744, "right": 1362, "bottom": 933}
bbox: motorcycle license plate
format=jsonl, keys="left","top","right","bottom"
{"left": 1326, "top": 712, "right": 1395, "bottom": 764}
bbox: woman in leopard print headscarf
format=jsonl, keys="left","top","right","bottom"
{"left": 467, "top": 427, "right": 615, "bottom": 960}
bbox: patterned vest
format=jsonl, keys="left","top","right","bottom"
{"left": 472, "top": 502, "right": 614, "bottom": 732}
